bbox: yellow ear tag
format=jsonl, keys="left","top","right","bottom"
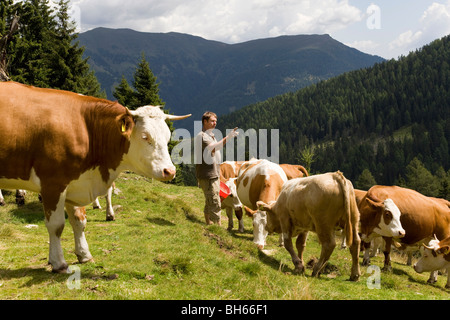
{"left": 121, "top": 122, "right": 126, "bottom": 133}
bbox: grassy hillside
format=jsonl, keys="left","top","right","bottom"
{"left": 0, "top": 173, "right": 449, "bottom": 301}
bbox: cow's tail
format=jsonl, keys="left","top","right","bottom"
{"left": 296, "top": 165, "right": 309, "bottom": 177}
{"left": 334, "top": 171, "right": 358, "bottom": 248}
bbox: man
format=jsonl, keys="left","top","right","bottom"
{"left": 196, "top": 111, "right": 238, "bottom": 225}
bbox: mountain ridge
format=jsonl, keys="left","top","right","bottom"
{"left": 78, "top": 27, "right": 384, "bottom": 131}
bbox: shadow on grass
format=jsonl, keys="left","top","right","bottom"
{"left": 10, "top": 201, "right": 44, "bottom": 224}
{"left": 147, "top": 217, "right": 176, "bottom": 227}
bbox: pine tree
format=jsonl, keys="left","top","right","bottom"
{"left": 113, "top": 75, "right": 137, "bottom": 106}
{"left": 1, "top": 0, "right": 104, "bottom": 96}
{"left": 114, "top": 53, "right": 164, "bottom": 109}
{"left": 132, "top": 53, "right": 164, "bottom": 109}
{"left": 11, "top": 0, "right": 54, "bottom": 87}
{"left": 0, "top": 1, "right": 19, "bottom": 81}
{"left": 47, "top": 0, "right": 102, "bottom": 96}
{"left": 356, "top": 169, "right": 377, "bottom": 190}
{"left": 405, "top": 157, "right": 440, "bottom": 197}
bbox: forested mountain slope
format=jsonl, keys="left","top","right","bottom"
{"left": 218, "top": 35, "right": 450, "bottom": 194}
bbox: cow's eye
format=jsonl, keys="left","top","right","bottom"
{"left": 141, "top": 133, "right": 154, "bottom": 145}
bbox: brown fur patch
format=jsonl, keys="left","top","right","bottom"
{"left": 0, "top": 82, "right": 133, "bottom": 215}
{"left": 74, "top": 207, "right": 87, "bottom": 221}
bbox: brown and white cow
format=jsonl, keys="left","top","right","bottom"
{"left": 220, "top": 161, "right": 244, "bottom": 232}
{"left": 0, "top": 81, "right": 190, "bottom": 273}
{"left": 253, "top": 171, "right": 361, "bottom": 281}
{"left": 359, "top": 185, "right": 450, "bottom": 282}
{"left": 236, "top": 159, "right": 288, "bottom": 248}
{"left": 414, "top": 235, "right": 450, "bottom": 289}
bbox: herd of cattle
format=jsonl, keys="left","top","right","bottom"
{"left": 219, "top": 159, "right": 450, "bottom": 288}
{"left": 0, "top": 82, "right": 449, "bottom": 291}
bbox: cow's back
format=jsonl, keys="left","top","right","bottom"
{"left": 368, "top": 185, "right": 450, "bottom": 244}
{"left": 276, "top": 173, "right": 347, "bottom": 228}
{"left": 0, "top": 82, "right": 132, "bottom": 206}
{"left": 0, "top": 83, "right": 85, "bottom": 179}
{"left": 236, "top": 159, "right": 287, "bottom": 209}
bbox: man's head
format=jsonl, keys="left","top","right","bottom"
{"left": 202, "top": 111, "right": 217, "bottom": 131}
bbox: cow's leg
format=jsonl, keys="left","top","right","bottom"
{"left": 406, "top": 251, "right": 413, "bottom": 266}
{"left": 43, "top": 192, "right": 68, "bottom": 273}
{"left": 67, "top": 205, "right": 93, "bottom": 264}
{"left": 313, "top": 230, "right": 336, "bottom": 277}
{"left": 15, "top": 189, "right": 26, "bottom": 206}
{"left": 340, "top": 231, "right": 346, "bottom": 249}
{"left": 445, "top": 268, "right": 450, "bottom": 289}
{"left": 296, "top": 231, "right": 308, "bottom": 270}
{"left": 225, "top": 207, "right": 234, "bottom": 231}
{"left": 283, "top": 232, "right": 303, "bottom": 274}
{"left": 235, "top": 208, "right": 244, "bottom": 233}
{"left": 427, "top": 271, "right": 438, "bottom": 284}
{"left": 382, "top": 237, "right": 393, "bottom": 272}
{"left": 105, "top": 186, "right": 115, "bottom": 221}
{"left": 362, "top": 241, "right": 371, "bottom": 266}
{"left": 92, "top": 197, "right": 101, "bottom": 209}
{"left": 0, "top": 190, "right": 5, "bottom": 206}
{"left": 349, "top": 232, "right": 361, "bottom": 281}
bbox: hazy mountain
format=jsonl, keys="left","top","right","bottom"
{"left": 78, "top": 27, "right": 384, "bottom": 131}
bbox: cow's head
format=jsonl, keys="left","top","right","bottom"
{"left": 126, "top": 106, "right": 191, "bottom": 181}
{"left": 245, "top": 200, "right": 280, "bottom": 249}
{"left": 360, "top": 197, "right": 406, "bottom": 242}
{"left": 221, "top": 178, "right": 243, "bottom": 211}
{"left": 414, "top": 235, "right": 450, "bottom": 274}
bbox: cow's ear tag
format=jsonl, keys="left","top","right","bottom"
{"left": 121, "top": 122, "right": 126, "bottom": 133}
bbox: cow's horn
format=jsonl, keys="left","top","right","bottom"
{"left": 244, "top": 206, "right": 256, "bottom": 217}
{"left": 166, "top": 114, "right": 191, "bottom": 121}
{"left": 422, "top": 243, "right": 435, "bottom": 250}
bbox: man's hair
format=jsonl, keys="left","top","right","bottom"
{"left": 202, "top": 111, "right": 217, "bottom": 124}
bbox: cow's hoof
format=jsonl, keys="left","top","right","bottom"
{"left": 51, "top": 263, "right": 69, "bottom": 274}
{"left": 349, "top": 274, "right": 360, "bottom": 282}
{"left": 77, "top": 254, "right": 94, "bottom": 264}
{"left": 382, "top": 265, "right": 392, "bottom": 273}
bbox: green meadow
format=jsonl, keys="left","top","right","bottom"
{"left": 0, "top": 173, "right": 448, "bottom": 300}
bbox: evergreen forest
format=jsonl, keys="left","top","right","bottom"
{"left": 218, "top": 35, "right": 450, "bottom": 199}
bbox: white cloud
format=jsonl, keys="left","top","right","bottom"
{"left": 73, "top": 0, "right": 363, "bottom": 43}
{"left": 389, "top": 1, "right": 450, "bottom": 57}
{"left": 346, "top": 40, "right": 380, "bottom": 54}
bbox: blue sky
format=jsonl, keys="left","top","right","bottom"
{"left": 68, "top": 0, "right": 450, "bottom": 59}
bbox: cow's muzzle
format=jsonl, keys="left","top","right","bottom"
{"left": 161, "top": 167, "right": 176, "bottom": 180}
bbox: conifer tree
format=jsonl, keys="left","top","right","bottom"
{"left": 113, "top": 75, "right": 137, "bottom": 107}
{"left": 356, "top": 169, "right": 377, "bottom": 190}
{"left": 48, "top": 0, "right": 103, "bottom": 97}
{"left": 0, "top": 0, "right": 104, "bottom": 96}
